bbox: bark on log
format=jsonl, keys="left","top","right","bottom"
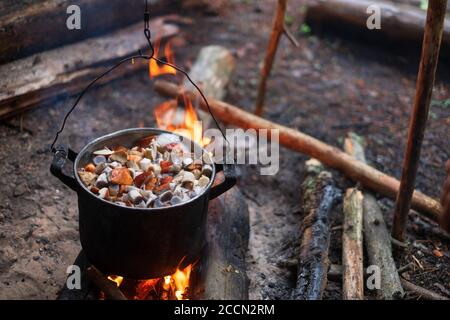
{"left": 0, "top": 18, "right": 179, "bottom": 120}
{"left": 304, "top": 0, "right": 450, "bottom": 51}
{"left": 291, "top": 159, "right": 341, "bottom": 300}
{"left": 198, "top": 187, "right": 250, "bottom": 300}
{"left": 0, "top": 0, "right": 177, "bottom": 64}
{"left": 154, "top": 80, "right": 443, "bottom": 221}
{"left": 58, "top": 251, "right": 96, "bottom": 300}
{"left": 344, "top": 133, "right": 404, "bottom": 300}
{"left": 342, "top": 188, "right": 364, "bottom": 300}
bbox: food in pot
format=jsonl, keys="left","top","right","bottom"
{"left": 77, "top": 133, "right": 212, "bottom": 208}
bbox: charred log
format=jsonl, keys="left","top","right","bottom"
{"left": 291, "top": 159, "right": 341, "bottom": 300}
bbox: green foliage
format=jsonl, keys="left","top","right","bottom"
{"left": 300, "top": 23, "right": 311, "bottom": 35}
{"left": 420, "top": 0, "right": 428, "bottom": 11}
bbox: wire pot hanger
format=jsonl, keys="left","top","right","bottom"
{"left": 51, "top": 0, "right": 226, "bottom": 152}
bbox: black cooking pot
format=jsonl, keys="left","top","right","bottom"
{"left": 50, "top": 128, "right": 236, "bottom": 279}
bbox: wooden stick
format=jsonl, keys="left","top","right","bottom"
{"left": 86, "top": 266, "right": 127, "bottom": 300}
{"left": 344, "top": 133, "right": 404, "bottom": 300}
{"left": 254, "top": 0, "right": 287, "bottom": 116}
{"left": 392, "top": 0, "right": 448, "bottom": 242}
{"left": 154, "top": 80, "right": 443, "bottom": 221}
{"left": 342, "top": 188, "right": 364, "bottom": 300}
{"left": 292, "top": 159, "right": 340, "bottom": 300}
{"left": 401, "top": 278, "right": 449, "bottom": 300}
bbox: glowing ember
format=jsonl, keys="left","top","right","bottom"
{"left": 107, "top": 264, "right": 193, "bottom": 300}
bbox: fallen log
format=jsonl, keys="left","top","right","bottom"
{"left": 198, "top": 187, "right": 250, "bottom": 300}
{"left": 344, "top": 133, "right": 404, "bottom": 300}
{"left": 0, "top": 0, "right": 176, "bottom": 64}
{"left": 304, "top": 0, "right": 450, "bottom": 51}
{"left": 342, "top": 188, "right": 364, "bottom": 300}
{"left": 0, "top": 18, "right": 179, "bottom": 120}
{"left": 154, "top": 80, "right": 443, "bottom": 221}
{"left": 291, "top": 159, "right": 341, "bottom": 300}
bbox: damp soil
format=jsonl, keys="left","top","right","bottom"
{"left": 0, "top": 0, "right": 449, "bottom": 299}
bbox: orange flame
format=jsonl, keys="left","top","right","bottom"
{"left": 106, "top": 264, "right": 193, "bottom": 300}
{"left": 149, "top": 39, "right": 177, "bottom": 78}
{"left": 107, "top": 275, "right": 123, "bottom": 287}
{"left": 154, "top": 94, "right": 210, "bottom": 146}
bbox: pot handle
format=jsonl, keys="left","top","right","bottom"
{"left": 209, "top": 164, "right": 237, "bottom": 200}
{"left": 50, "top": 145, "right": 80, "bottom": 192}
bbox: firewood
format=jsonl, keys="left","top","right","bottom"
{"left": 86, "top": 266, "right": 127, "bottom": 300}
{"left": 291, "top": 159, "right": 341, "bottom": 300}
{"left": 305, "top": 0, "right": 450, "bottom": 51}
{"left": 0, "top": 0, "right": 175, "bottom": 64}
{"left": 199, "top": 187, "right": 250, "bottom": 300}
{"left": 342, "top": 188, "right": 364, "bottom": 300}
{"left": 400, "top": 278, "right": 449, "bottom": 300}
{"left": 0, "top": 17, "right": 179, "bottom": 120}
{"left": 154, "top": 80, "right": 443, "bottom": 222}
{"left": 344, "top": 133, "right": 404, "bottom": 300}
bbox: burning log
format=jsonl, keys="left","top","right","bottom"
{"left": 342, "top": 188, "right": 364, "bottom": 300}
{"left": 199, "top": 187, "right": 250, "bottom": 300}
{"left": 86, "top": 266, "right": 127, "bottom": 300}
{"left": 304, "top": 0, "right": 450, "bottom": 51}
{"left": 0, "top": 17, "right": 179, "bottom": 120}
{"left": 0, "top": 0, "right": 176, "bottom": 64}
{"left": 153, "top": 80, "right": 443, "bottom": 222}
{"left": 344, "top": 133, "right": 404, "bottom": 300}
{"left": 291, "top": 159, "right": 341, "bottom": 300}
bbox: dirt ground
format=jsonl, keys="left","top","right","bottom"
{"left": 0, "top": 0, "right": 449, "bottom": 299}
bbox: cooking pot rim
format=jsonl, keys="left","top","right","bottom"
{"left": 73, "top": 127, "right": 217, "bottom": 212}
